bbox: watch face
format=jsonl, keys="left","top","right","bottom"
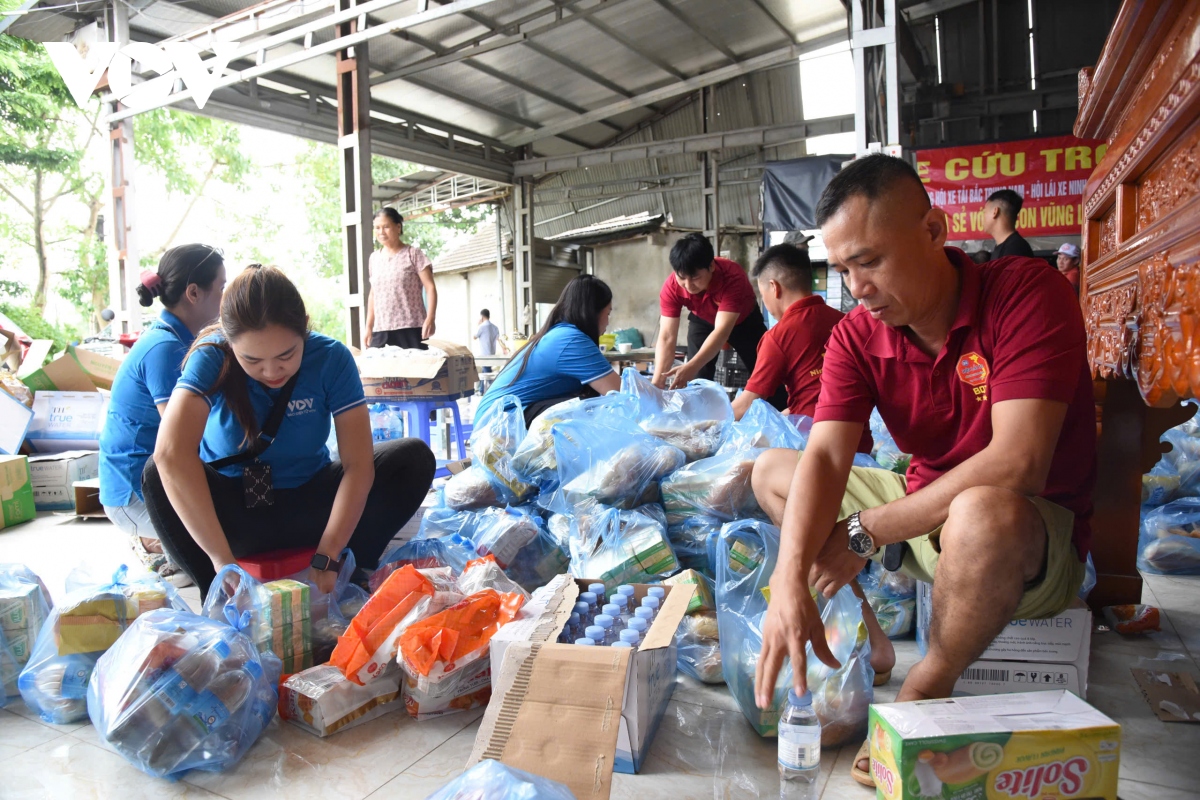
{"left": 849, "top": 530, "right": 874, "bottom": 556}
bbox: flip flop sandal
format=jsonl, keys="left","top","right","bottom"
{"left": 873, "top": 668, "right": 893, "bottom": 686}
{"left": 851, "top": 739, "right": 874, "bottom": 787}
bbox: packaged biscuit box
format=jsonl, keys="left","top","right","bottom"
{"left": 279, "top": 664, "right": 403, "bottom": 737}
{"left": 869, "top": 690, "right": 1120, "bottom": 800}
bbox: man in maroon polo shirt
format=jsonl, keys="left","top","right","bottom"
{"left": 652, "top": 233, "right": 780, "bottom": 403}
{"left": 748, "top": 155, "right": 1096, "bottom": 788}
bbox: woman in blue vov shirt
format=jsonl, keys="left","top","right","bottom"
{"left": 141, "top": 265, "right": 435, "bottom": 598}
{"left": 99, "top": 244, "right": 226, "bottom": 586}
{"left": 475, "top": 275, "right": 620, "bottom": 426}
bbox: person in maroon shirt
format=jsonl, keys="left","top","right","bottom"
{"left": 652, "top": 233, "right": 778, "bottom": 399}
{"left": 748, "top": 155, "right": 1096, "bottom": 788}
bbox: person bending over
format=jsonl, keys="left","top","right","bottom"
{"left": 100, "top": 244, "right": 227, "bottom": 586}
{"left": 475, "top": 274, "right": 620, "bottom": 427}
{"left": 750, "top": 155, "right": 1095, "bottom": 788}
{"left": 144, "top": 264, "right": 435, "bottom": 598}
{"left": 652, "top": 233, "right": 783, "bottom": 407}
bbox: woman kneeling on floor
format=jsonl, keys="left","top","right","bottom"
{"left": 143, "top": 264, "right": 435, "bottom": 599}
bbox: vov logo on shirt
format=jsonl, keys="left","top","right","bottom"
{"left": 287, "top": 398, "right": 317, "bottom": 417}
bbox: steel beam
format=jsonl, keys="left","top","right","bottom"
{"left": 513, "top": 116, "right": 854, "bottom": 177}
{"left": 701, "top": 87, "right": 719, "bottom": 247}
{"left": 647, "top": 0, "right": 737, "bottom": 63}
{"left": 902, "top": 0, "right": 979, "bottom": 23}
{"left": 581, "top": 14, "right": 687, "bottom": 81}
{"left": 514, "top": 176, "right": 535, "bottom": 336}
{"left": 162, "top": 0, "right": 338, "bottom": 48}
{"left": 336, "top": 0, "right": 374, "bottom": 349}
{"left": 104, "top": 1, "right": 141, "bottom": 334}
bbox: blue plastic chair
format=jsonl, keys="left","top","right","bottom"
{"left": 386, "top": 398, "right": 469, "bottom": 460}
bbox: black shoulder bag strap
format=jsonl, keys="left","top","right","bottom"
{"left": 207, "top": 373, "right": 300, "bottom": 470}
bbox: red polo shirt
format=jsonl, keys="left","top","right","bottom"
{"left": 744, "top": 295, "right": 873, "bottom": 454}
{"left": 659, "top": 257, "right": 758, "bottom": 325}
{"left": 814, "top": 249, "right": 1096, "bottom": 558}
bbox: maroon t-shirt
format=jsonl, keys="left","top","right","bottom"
{"left": 659, "top": 257, "right": 758, "bottom": 325}
{"left": 744, "top": 295, "right": 872, "bottom": 454}
{"left": 814, "top": 248, "right": 1096, "bottom": 558}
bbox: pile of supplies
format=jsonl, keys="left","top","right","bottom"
{"left": 1139, "top": 401, "right": 1200, "bottom": 574}
{"left": 0, "top": 565, "right": 52, "bottom": 705}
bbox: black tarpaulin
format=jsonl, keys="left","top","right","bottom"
{"left": 760, "top": 155, "right": 850, "bottom": 231}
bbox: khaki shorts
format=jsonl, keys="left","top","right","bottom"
{"left": 838, "top": 466, "right": 1084, "bottom": 619}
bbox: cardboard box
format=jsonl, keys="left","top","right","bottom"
{"left": 0, "top": 455, "right": 36, "bottom": 530}
{"left": 916, "top": 581, "right": 1092, "bottom": 698}
{"left": 28, "top": 451, "right": 99, "bottom": 511}
{"left": 71, "top": 477, "right": 105, "bottom": 518}
{"left": 357, "top": 339, "right": 479, "bottom": 400}
{"left": 869, "top": 690, "right": 1121, "bottom": 800}
{"left": 0, "top": 389, "right": 33, "bottom": 456}
{"left": 473, "top": 575, "right": 694, "bottom": 798}
{"left": 66, "top": 345, "right": 123, "bottom": 390}
{"left": 25, "top": 392, "right": 109, "bottom": 453}
{"left": 18, "top": 353, "right": 98, "bottom": 393}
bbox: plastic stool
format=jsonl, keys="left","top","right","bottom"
{"left": 238, "top": 547, "right": 316, "bottom": 581}
{"left": 388, "top": 398, "right": 468, "bottom": 460}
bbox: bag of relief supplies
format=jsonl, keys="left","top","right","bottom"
{"left": 661, "top": 449, "right": 764, "bottom": 523}
{"left": 470, "top": 505, "right": 546, "bottom": 570}
{"left": 665, "top": 514, "right": 724, "bottom": 576}
{"left": 545, "top": 414, "right": 685, "bottom": 515}
{"left": 859, "top": 560, "right": 917, "bottom": 638}
{"left": 504, "top": 514, "right": 571, "bottom": 593}
{"left": 417, "top": 506, "right": 483, "bottom": 541}
{"left": 398, "top": 588, "right": 524, "bottom": 720}
{"left": 469, "top": 395, "right": 537, "bottom": 505}
{"left": 444, "top": 465, "right": 503, "bottom": 511}
{"left": 329, "top": 565, "right": 460, "bottom": 685}
{"left": 278, "top": 549, "right": 370, "bottom": 664}
{"left": 511, "top": 393, "right": 639, "bottom": 492}
{"left": 424, "top": 759, "right": 576, "bottom": 800}
{"left": 278, "top": 663, "right": 404, "bottom": 737}
{"left": 870, "top": 408, "right": 911, "bottom": 474}
{"left": 19, "top": 564, "right": 185, "bottom": 724}
{"left": 666, "top": 569, "right": 723, "bottom": 684}
{"left": 87, "top": 607, "right": 280, "bottom": 778}
{"left": 621, "top": 367, "right": 733, "bottom": 461}
{"left": 568, "top": 504, "right": 679, "bottom": 592}
{"left": 203, "top": 566, "right": 313, "bottom": 675}
{"left": 372, "top": 536, "right": 475, "bottom": 592}
{"left": 717, "top": 399, "right": 806, "bottom": 454}
{"left": 0, "top": 564, "right": 52, "bottom": 706}
{"left": 716, "top": 519, "right": 874, "bottom": 746}
{"left": 1138, "top": 497, "right": 1200, "bottom": 575}
{"left": 457, "top": 555, "right": 530, "bottom": 601}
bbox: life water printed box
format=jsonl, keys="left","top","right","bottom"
{"left": 25, "top": 392, "right": 109, "bottom": 454}
{"left": 28, "top": 450, "right": 99, "bottom": 511}
{"left": 0, "top": 455, "right": 36, "bottom": 530}
{"left": 356, "top": 339, "right": 479, "bottom": 400}
{"left": 869, "top": 690, "right": 1120, "bottom": 800}
{"left": 916, "top": 581, "right": 1092, "bottom": 697}
{"left": 475, "top": 575, "right": 694, "bottom": 800}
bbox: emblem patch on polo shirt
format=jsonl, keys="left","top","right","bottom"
{"left": 957, "top": 352, "right": 990, "bottom": 400}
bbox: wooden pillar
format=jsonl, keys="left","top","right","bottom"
{"left": 104, "top": 2, "right": 140, "bottom": 333}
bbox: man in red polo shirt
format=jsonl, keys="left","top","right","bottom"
{"left": 748, "top": 155, "right": 1096, "bottom": 788}
{"left": 652, "top": 233, "right": 779, "bottom": 401}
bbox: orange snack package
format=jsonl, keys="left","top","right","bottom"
{"left": 399, "top": 589, "right": 525, "bottom": 678}
{"left": 329, "top": 566, "right": 436, "bottom": 685}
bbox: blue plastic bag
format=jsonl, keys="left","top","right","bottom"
{"left": 373, "top": 536, "right": 476, "bottom": 592}
{"left": 418, "top": 506, "right": 483, "bottom": 541}
{"left": 859, "top": 560, "right": 916, "bottom": 639}
{"left": 1139, "top": 497, "right": 1200, "bottom": 575}
{"left": 444, "top": 465, "right": 505, "bottom": 510}
{"left": 512, "top": 393, "right": 638, "bottom": 493}
{"left": 715, "top": 519, "right": 873, "bottom": 746}
{"left": 1079, "top": 553, "right": 1097, "bottom": 599}
{"left": 545, "top": 415, "right": 686, "bottom": 516}
{"left": 88, "top": 607, "right": 281, "bottom": 778}
{"left": 424, "top": 759, "right": 575, "bottom": 800}
{"left": 869, "top": 408, "right": 911, "bottom": 474}
{"left": 666, "top": 514, "right": 724, "bottom": 575}
{"left": 661, "top": 449, "right": 764, "bottom": 523}
{"left": 501, "top": 509, "right": 571, "bottom": 593}
{"left": 568, "top": 504, "right": 680, "bottom": 592}
{"left": 470, "top": 394, "right": 537, "bottom": 505}
{"left": 19, "top": 564, "right": 186, "bottom": 725}
{"left": 719, "top": 399, "right": 806, "bottom": 454}
{"left": 0, "top": 564, "right": 52, "bottom": 707}
{"left": 673, "top": 571, "right": 723, "bottom": 684}
{"left": 620, "top": 367, "right": 733, "bottom": 461}
{"left": 471, "top": 506, "right": 548, "bottom": 570}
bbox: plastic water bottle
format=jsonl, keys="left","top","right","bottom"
{"left": 574, "top": 638, "right": 595, "bottom": 646}
{"left": 611, "top": 641, "right": 632, "bottom": 649}
{"left": 640, "top": 595, "right": 660, "bottom": 622}
{"left": 388, "top": 407, "right": 405, "bottom": 440}
{"left": 594, "top": 614, "right": 616, "bottom": 645}
{"left": 618, "top": 629, "right": 640, "bottom": 650}
{"left": 626, "top": 617, "right": 648, "bottom": 637}
{"left": 647, "top": 587, "right": 666, "bottom": 602}
{"left": 584, "top": 625, "right": 605, "bottom": 646}
{"left": 616, "top": 585, "right": 636, "bottom": 600}
{"left": 633, "top": 607, "right": 654, "bottom": 627}
{"left": 588, "top": 583, "right": 606, "bottom": 598}
{"left": 580, "top": 591, "right": 599, "bottom": 617}
{"left": 566, "top": 612, "right": 581, "bottom": 641}
{"left": 610, "top": 594, "right": 632, "bottom": 627}
{"left": 574, "top": 601, "right": 591, "bottom": 629}
{"left": 601, "top": 604, "right": 624, "bottom": 636}
{"left": 778, "top": 689, "right": 821, "bottom": 791}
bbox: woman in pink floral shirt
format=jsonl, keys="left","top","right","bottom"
{"left": 365, "top": 208, "right": 438, "bottom": 349}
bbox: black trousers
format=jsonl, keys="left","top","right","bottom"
{"left": 686, "top": 307, "right": 787, "bottom": 409}
{"left": 521, "top": 386, "right": 600, "bottom": 427}
{"left": 142, "top": 438, "right": 435, "bottom": 599}
{"left": 370, "top": 328, "right": 426, "bottom": 349}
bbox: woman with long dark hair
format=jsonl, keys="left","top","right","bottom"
{"left": 141, "top": 264, "right": 435, "bottom": 598}
{"left": 475, "top": 274, "right": 620, "bottom": 426}
{"left": 100, "top": 244, "right": 227, "bottom": 586}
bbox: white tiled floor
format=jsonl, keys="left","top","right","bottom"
{"left": 2, "top": 511, "right": 1199, "bottom": 799}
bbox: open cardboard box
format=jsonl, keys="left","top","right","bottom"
{"left": 356, "top": 339, "right": 478, "bottom": 400}
{"left": 471, "top": 575, "right": 694, "bottom": 800}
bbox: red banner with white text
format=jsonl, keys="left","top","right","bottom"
{"left": 915, "top": 135, "right": 1107, "bottom": 240}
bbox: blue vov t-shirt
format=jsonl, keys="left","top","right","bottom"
{"left": 178, "top": 331, "right": 366, "bottom": 488}
{"left": 99, "top": 310, "right": 195, "bottom": 506}
{"left": 474, "top": 323, "right": 613, "bottom": 422}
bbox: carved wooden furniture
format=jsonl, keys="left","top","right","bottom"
{"left": 1076, "top": 0, "right": 1200, "bottom": 608}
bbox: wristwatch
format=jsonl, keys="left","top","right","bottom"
{"left": 846, "top": 512, "right": 878, "bottom": 558}
{"left": 310, "top": 553, "right": 344, "bottom": 573}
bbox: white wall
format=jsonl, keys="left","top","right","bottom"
{"left": 432, "top": 265, "right": 509, "bottom": 352}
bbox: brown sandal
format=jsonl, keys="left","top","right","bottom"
{"left": 873, "top": 668, "right": 892, "bottom": 686}
{"left": 850, "top": 739, "right": 874, "bottom": 787}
